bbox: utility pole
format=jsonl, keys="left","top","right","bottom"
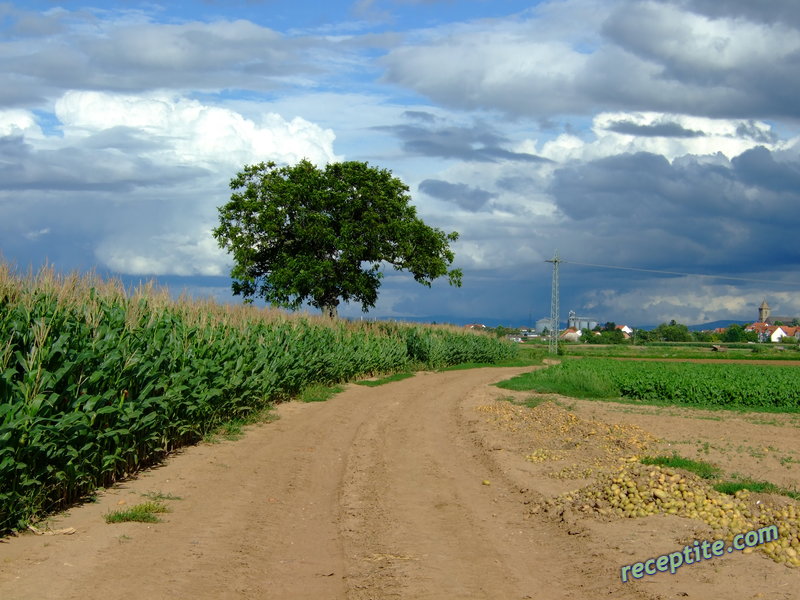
{"left": 545, "top": 250, "right": 561, "bottom": 355}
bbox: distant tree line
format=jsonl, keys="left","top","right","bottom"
{"left": 484, "top": 319, "right": 798, "bottom": 345}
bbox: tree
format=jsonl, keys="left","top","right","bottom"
{"left": 493, "top": 326, "right": 517, "bottom": 338}
{"left": 722, "top": 324, "right": 746, "bottom": 343}
{"left": 653, "top": 321, "right": 692, "bottom": 342}
{"left": 213, "top": 160, "right": 462, "bottom": 317}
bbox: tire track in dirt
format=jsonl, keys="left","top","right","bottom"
{"left": 0, "top": 366, "right": 655, "bottom": 600}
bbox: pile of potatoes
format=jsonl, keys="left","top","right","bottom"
{"left": 525, "top": 448, "right": 566, "bottom": 463}
{"left": 542, "top": 461, "right": 800, "bottom": 568}
{"left": 478, "top": 401, "right": 658, "bottom": 459}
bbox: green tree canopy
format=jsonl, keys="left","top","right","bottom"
{"left": 722, "top": 324, "right": 746, "bottom": 342}
{"left": 213, "top": 160, "right": 462, "bottom": 317}
{"left": 653, "top": 321, "right": 693, "bottom": 342}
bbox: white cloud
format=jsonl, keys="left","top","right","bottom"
{"left": 580, "top": 280, "right": 763, "bottom": 324}
{"left": 382, "top": 0, "right": 800, "bottom": 120}
{"left": 528, "top": 112, "right": 782, "bottom": 162}
{"left": 2, "top": 91, "right": 340, "bottom": 277}
{"left": 0, "top": 109, "right": 44, "bottom": 139}
{"left": 95, "top": 228, "right": 227, "bottom": 276}
{"left": 54, "top": 90, "right": 339, "bottom": 167}
{"left": 23, "top": 227, "right": 50, "bottom": 241}
{"left": 608, "top": 1, "right": 800, "bottom": 74}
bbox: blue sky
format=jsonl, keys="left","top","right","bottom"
{"left": 2, "top": 0, "right": 800, "bottom": 326}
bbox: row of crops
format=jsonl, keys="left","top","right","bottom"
{"left": 498, "top": 358, "right": 800, "bottom": 410}
{"left": 0, "top": 265, "right": 516, "bottom": 534}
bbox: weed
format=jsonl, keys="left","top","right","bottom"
{"left": 203, "top": 406, "right": 277, "bottom": 443}
{"left": 104, "top": 501, "right": 169, "bottom": 524}
{"left": 355, "top": 372, "right": 415, "bottom": 387}
{"left": 713, "top": 478, "right": 800, "bottom": 501}
{"left": 298, "top": 383, "right": 344, "bottom": 403}
{"left": 141, "top": 491, "right": 182, "bottom": 501}
{"left": 640, "top": 453, "right": 722, "bottom": 479}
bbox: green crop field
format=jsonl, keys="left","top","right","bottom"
{"left": 496, "top": 358, "right": 800, "bottom": 410}
{"left": 0, "top": 264, "right": 516, "bottom": 534}
{"left": 559, "top": 343, "right": 800, "bottom": 361}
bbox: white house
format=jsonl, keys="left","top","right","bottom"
{"left": 746, "top": 322, "right": 791, "bottom": 342}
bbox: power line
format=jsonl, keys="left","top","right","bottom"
{"left": 560, "top": 260, "right": 800, "bottom": 286}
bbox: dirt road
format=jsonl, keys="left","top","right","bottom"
{"left": 1, "top": 366, "right": 798, "bottom": 599}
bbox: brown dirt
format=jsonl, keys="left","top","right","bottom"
{"left": 1, "top": 366, "right": 799, "bottom": 600}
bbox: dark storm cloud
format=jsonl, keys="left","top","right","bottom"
{"left": 599, "top": 3, "right": 800, "bottom": 119}
{"left": 548, "top": 147, "right": 800, "bottom": 275}
{"left": 604, "top": 120, "right": 703, "bottom": 138}
{"left": 418, "top": 179, "right": 496, "bottom": 211}
{"left": 656, "top": 0, "right": 800, "bottom": 27}
{"left": 731, "top": 146, "right": 800, "bottom": 193}
{"left": 377, "top": 121, "right": 550, "bottom": 163}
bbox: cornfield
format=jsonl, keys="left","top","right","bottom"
{"left": 0, "top": 264, "right": 515, "bottom": 533}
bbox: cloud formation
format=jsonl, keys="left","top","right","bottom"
{"left": 2, "top": 0, "right": 799, "bottom": 326}
{"left": 382, "top": 0, "right": 800, "bottom": 120}
{"left": 0, "top": 91, "right": 338, "bottom": 276}
{"left": 0, "top": 7, "right": 343, "bottom": 107}
{"left": 418, "top": 179, "right": 497, "bottom": 211}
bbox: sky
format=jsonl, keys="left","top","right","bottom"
{"left": 2, "top": 0, "right": 800, "bottom": 327}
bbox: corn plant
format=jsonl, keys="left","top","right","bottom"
{"left": 0, "top": 264, "right": 515, "bottom": 533}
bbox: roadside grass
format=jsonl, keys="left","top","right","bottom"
{"left": 640, "top": 453, "right": 722, "bottom": 479}
{"left": 298, "top": 383, "right": 344, "bottom": 403}
{"left": 104, "top": 501, "right": 169, "bottom": 524}
{"left": 713, "top": 478, "right": 800, "bottom": 501}
{"left": 141, "top": 491, "right": 182, "bottom": 501}
{"left": 355, "top": 372, "right": 415, "bottom": 387}
{"left": 203, "top": 405, "right": 278, "bottom": 443}
{"left": 494, "top": 368, "right": 619, "bottom": 399}
{"left": 441, "top": 347, "right": 546, "bottom": 371}
{"left": 639, "top": 454, "right": 800, "bottom": 501}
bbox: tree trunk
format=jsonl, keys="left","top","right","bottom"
{"left": 322, "top": 303, "right": 339, "bottom": 319}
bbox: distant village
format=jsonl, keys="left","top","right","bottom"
{"left": 465, "top": 300, "right": 800, "bottom": 345}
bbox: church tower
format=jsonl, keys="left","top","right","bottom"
{"left": 758, "top": 299, "right": 770, "bottom": 323}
